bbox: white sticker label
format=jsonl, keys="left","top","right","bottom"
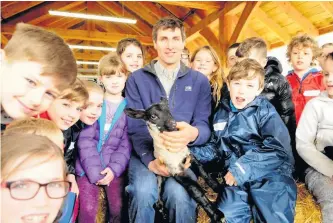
{"left": 213, "top": 122, "right": 227, "bottom": 131}
{"left": 303, "top": 90, "right": 320, "bottom": 97}
{"left": 68, "top": 142, "right": 75, "bottom": 151}
{"left": 104, "top": 123, "right": 111, "bottom": 131}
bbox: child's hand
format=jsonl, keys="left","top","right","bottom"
{"left": 97, "top": 167, "right": 114, "bottom": 186}
{"left": 224, "top": 171, "right": 238, "bottom": 186}
{"left": 67, "top": 174, "right": 79, "bottom": 195}
{"left": 160, "top": 122, "right": 198, "bottom": 150}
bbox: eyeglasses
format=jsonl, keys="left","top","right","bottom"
{"left": 181, "top": 54, "right": 190, "bottom": 59}
{"left": 2, "top": 180, "right": 71, "bottom": 200}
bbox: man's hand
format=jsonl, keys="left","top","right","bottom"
{"left": 148, "top": 158, "right": 170, "bottom": 177}
{"left": 224, "top": 171, "right": 238, "bottom": 186}
{"left": 183, "top": 156, "right": 192, "bottom": 170}
{"left": 97, "top": 167, "right": 114, "bottom": 186}
{"left": 67, "top": 174, "right": 79, "bottom": 195}
{"left": 160, "top": 122, "right": 199, "bottom": 151}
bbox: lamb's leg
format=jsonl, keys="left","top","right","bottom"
{"left": 174, "top": 174, "right": 224, "bottom": 223}
{"left": 155, "top": 176, "right": 167, "bottom": 221}
{"left": 191, "top": 156, "right": 223, "bottom": 193}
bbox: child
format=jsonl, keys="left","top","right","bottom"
{"left": 3, "top": 118, "right": 64, "bottom": 150}
{"left": 1, "top": 133, "right": 70, "bottom": 223}
{"left": 296, "top": 52, "right": 333, "bottom": 223}
{"left": 116, "top": 38, "right": 144, "bottom": 73}
{"left": 286, "top": 34, "right": 325, "bottom": 124}
{"left": 76, "top": 52, "right": 132, "bottom": 223}
{"left": 1, "top": 23, "right": 77, "bottom": 122}
{"left": 227, "top": 42, "right": 240, "bottom": 69}
{"left": 191, "top": 59, "right": 297, "bottom": 222}
{"left": 191, "top": 45, "right": 224, "bottom": 108}
{"left": 181, "top": 47, "right": 191, "bottom": 67}
{"left": 318, "top": 43, "right": 333, "bottom": 68}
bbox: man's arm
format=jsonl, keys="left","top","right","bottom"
{"left": 125, "top": 75, "right": 155, "bottom": 167}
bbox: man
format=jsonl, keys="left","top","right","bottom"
{"left": 227, "top": 42, "right": 240, "bottom": 69}
{"left": 125, "top": 17, "right": 211, "bottom": 223}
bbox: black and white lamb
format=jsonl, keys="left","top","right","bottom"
{"left": 125, "top": 97, "right": 224, "bottom": 222}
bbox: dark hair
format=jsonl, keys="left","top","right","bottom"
{"left": 236, "top": 37, "right": 267, "bottom": 58}
{"left": 98, "top": 52, "right": 126, "bottom": 76}
{"left": 327, "top": 52, "right": 333, "bottom": 60}
{"left": 116, "top": 38, "right": 144, "bottom": 58}
{"left": 228, "top": 43, "right": 240, "bottom": 50}
{"left": 152, "top": 17, "right": 185, "bottom": 42}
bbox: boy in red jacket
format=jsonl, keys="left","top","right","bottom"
{"left": 286, "top": 34, "right": 325, "bottom": 124}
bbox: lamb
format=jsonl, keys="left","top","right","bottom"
{"left": 125, "top": 97, "right": 224, "bottom": 222}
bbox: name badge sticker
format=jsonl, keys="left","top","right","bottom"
{"left": 303, "top": 90, "right": 320, "bottom": 97}
{"left": 213, "top": 122, "right": 227, "bottom": 131}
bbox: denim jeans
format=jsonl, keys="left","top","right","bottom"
{"left": 126, "top": 155, "right": 197, "bottom": 223}
{"left": 305, "top": 167, "right": 333, "bottom": 223}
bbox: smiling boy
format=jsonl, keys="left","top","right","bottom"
{"left": 191, "top": 58, "right": 296, "bottom": 223}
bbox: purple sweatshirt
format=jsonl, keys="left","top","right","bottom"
{"left": 76, "top": 112, "right": 132, "bottom": 184}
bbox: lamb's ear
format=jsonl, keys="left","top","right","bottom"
{"left": 160, "top": 97, "right": 168, "bottom": 105}
{"left": 124, "top": 108, "right": 146, "bottom": 119}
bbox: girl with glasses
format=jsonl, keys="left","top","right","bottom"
{"left": 1, "top": 133, "right": 70, "bottom": 223}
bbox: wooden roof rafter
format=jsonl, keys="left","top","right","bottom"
{"left": 154, "top": 1, "right": 224, "bottom": 11}
{"left": 1, "top": 1, "right": 44, "bottom": 19}
{"left": 319, "top": 2, "right": 333, "bottom": 16}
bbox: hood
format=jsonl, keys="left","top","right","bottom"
{"left": 142, "top": 60, "right": 190, "bottom": 78}
{"left": 317, "top": 91, "right": 333, "bottom": 102}
{"left": 265, "top": 56, "right": 283, "bottom": 75}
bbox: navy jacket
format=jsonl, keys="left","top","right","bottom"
{"left": 191, "top": 96, "right": 294, "bottom": 186}
{"left": 125, "top": 60, "right": 212, "bottom": 167}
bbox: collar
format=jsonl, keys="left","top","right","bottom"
{"left": 154, "top": 60, "right": 181, "bottom": 80}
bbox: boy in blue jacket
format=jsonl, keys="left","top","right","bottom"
{"left": 191, "top": 58, "right": 297, "bottom": 223}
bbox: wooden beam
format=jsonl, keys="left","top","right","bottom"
{"left": 229, "top": 2, "right": 261, "bottom": 45}
{"left": 186, "top": 2, "right": 244, "bottom": 41}
{"left": 74, "top": 52, "right": 105, "bottom": 61}
{"left": 255, "top": 8, "right": 291, "bottom": 43}
{"left": 1, "top": 34, "right": 9, "bottom": 45}
{"left": 4, "top": 1, "right": 83, "bottom": 25}
{"left": 276, "top": 2, "right": 318, "bottom": 36}
{"left": 319, "top": 24, "right": 333, "bottom": 35}
{"left": 1, "top": 1, "right": 43, "bottom": 19}
{"left": 97, "top": 1, "right": 152, "bottom": 36}
{"left": 2, "top": 25, "right": 153, "bottom": 45}
{"left": 199, "top": 28, "right": 221, "bottom": 56}
{"left": 121, "top": 1, "right": 159, "bottom": 25}
{"left": 319, "top": 2, "right": 333, "bottom": 16}
{"left": 155, "top": 1, "right": 223, "bottom": 11}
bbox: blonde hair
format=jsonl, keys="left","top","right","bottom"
{"left": 227, "top": 58, "right": 265, "bottom": 89}
{"left": 286, "top": 34, "right": 321, "bottom": 65}
{"left": 58, "top": 79, "right": 89, "bottom": 105}
{"left": 82, "top": 80, "right": 104, "bottom": 96}
{"left": 322, "top": 43, "right": 333, "bottom": 49}
{"left": 98, "top": 52, "right": 127, "bottom": 77}
{"left": 4, "top": 23, "right": 77, "bottom": 91}
{"left": 191, "top": 46, "right": 224, "bottom": 105}
{"left": 3, "top": 118, "right": 64, "bottom": 151}
{"left": 235, "top": 37, "right": 267, "bottom": 59}
{"left": 1, "top": 133, "right": 67, "bottom": 181}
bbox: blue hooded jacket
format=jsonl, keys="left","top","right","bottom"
{"left": 125, "top": 60, "right": 212, "bottom": 167}
{"left": 191, "top": 96, "right": 294, "bottom": 186}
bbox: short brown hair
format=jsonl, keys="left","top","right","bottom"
{"left": 152, "top": 17, "right": 186, "bottom": 42}
{"left": 4, "top": 118, "right": 64, "bottom": 150}
{"left": 117, "top": 38, "right": 144, "bottom": 58}
{"left": 286, "top": 34, "right": 321, "bottom": 63}
{"left": 227, "top": 58, "right": 265, "bottom": 89}
{"left": 58, "top": 79, "right": 89, "bottom": 105}
{"left": 98, "top": 52, "right": 126, "bottom": 76}
{"left": 4, "top": 23, "right": 77, "bottom": 91}
{"left": 1, "top": 133, "right": 66, "bottom": 180}
{"left": 236, "top": 37, "right": 267, "bottom": 59}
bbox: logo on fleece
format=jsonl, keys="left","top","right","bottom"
{"left": 185, "top": 86, "right": 192, "bottom": 91}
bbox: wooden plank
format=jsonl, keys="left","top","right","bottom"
{"left": 255, "top": 8, "right": 291, "bottom": 43}
{"left": 155, "top": 1, "right": 223, "bottom": 10}
{"left": 319, "top": 24, "right": 333, "bottom": 35}
{"left": 2, "top": 25, "right": 153, "bottom": 45}
{"left": 199, "top": 27, "right": 220, "bottom": 55}
{"left": 74, "top": 52, "right": 105, "bottom": 61}
{"left": 1, "top": 1, "right": 43, "bottom": 19}
{"left": 121, "top": 1, "right": 159, "bottom": 25}
{"left": 319, "top": 2, "right": 333, "bottom": 16}
{"left": 4, "top": 1, "right": 82, "bottom": 25}
{"left": 229, "top": 2, "right": 261, "bottom": 45}
{"left": 97, "top": 1, "right": 152, "bottom": 36}
{"left": 186, "top": 2, "right": 244, "bottom": 41}
{"left": 276, "top": 2, "right": 318, "bottom": 36}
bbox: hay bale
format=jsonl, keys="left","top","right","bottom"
{"left": 196, "top": 178, "right": 322, "bottom": 223}
{"left": 294, "top": 183, "right": 322, "bottom": 223}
